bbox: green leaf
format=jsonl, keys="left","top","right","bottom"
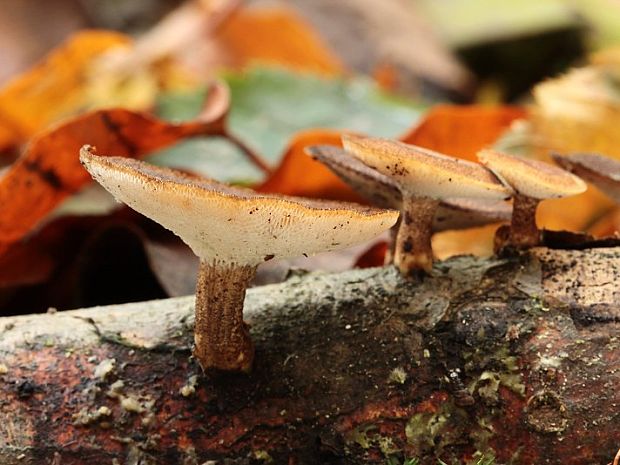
{"left": 150, "top": 67, "right": 422, "bottom": 184}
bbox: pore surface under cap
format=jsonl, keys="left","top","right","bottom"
{"left": 80, "top": 148, "right": 399, "bottom": 265}
{"left": 342, "top": 135, "right": 511, "bottom": 200}
{"left": 478, "top": 149, "right": 587, "bottom": 199}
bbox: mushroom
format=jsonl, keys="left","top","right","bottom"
{"left": 340, "top": 135, "right": 511, "bottom": 275}
{"left": 79, "top": 146, "right": 398, "bottom": 372}
{"left": 477, "top": 149, "right": 587, "bottom": 249}
{"left": 551, "top": 152, "right": 620, "bottom": 203}
{"left": 307, "top": 144, "right": 512, "bottom": 231}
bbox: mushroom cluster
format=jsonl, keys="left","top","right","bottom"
{"left": 309, "top": 135, "right": 589, "bottom": 276}
{"left": 80, "top": 146, "right": 398, "bottom": 372}
{"left": 80, "top": 135, "right": 609, "bottom": 373}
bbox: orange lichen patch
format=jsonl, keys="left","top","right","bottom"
{"left": 257, "top": 130, "right": 365, "bottom": 203}
{"left": 400, "top": 105, "right": 526, "bottom": 162}
{"left": 216, "top": 7, "right": 344, "bottom": 76}
{"left": 0, "top": 107, "right": 224, "bottom": 252}
{"left": 0, "top": 30, "right": 131, "bottom": 151}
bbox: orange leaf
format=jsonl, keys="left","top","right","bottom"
{"left": 400, "top": 105, "right": 527, "bottom": 161}
{"left": 586, "top": 206, "right": 620, "bottom": 238}
{"left": 257, "top": 130, "right": 364, "bottom": 203}
{"left": 216, "top": 7, "right": 344, "bottom": 76}
{"left": 354, "top": 241, "right": 388, "bottom": 268}
{"left": 0, "top": 31, "right": 131, "bottom": 151}
{"left": 0, "top": 105, "right": 225, "bottom": 253}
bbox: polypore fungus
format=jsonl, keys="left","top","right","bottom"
{"left": 478, "top": 149, "right": 587, "bottom": 249}
{"left": 551, "top": 152, "right": 620, "bottom": 203}
{"left": 340, "top": 135, "right": 511, "bottom": 275}
{"left": 80, "top": 146, "right": 398, "bottom": 372}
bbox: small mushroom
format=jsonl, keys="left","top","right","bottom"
{"left": 340, "top": 135, "right": 511, "bottom": 275}
{"left": 80, "top": 146, "right": 398, "bottom": 372}
{"left": 551, "top": 152, "right": 620, "bottom": 203}
{"left": 307, "top": 144, "right": 512, "bottom": 231}
{"left": 478, "top": 149, "right": 587, "bottom": 249}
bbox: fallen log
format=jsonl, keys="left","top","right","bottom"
{"left": 0, "top": 247, "right": 618, "bottom": 465}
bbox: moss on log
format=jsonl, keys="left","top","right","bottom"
{"left": 0, "top": 248, "right": 618, "bottom": 464}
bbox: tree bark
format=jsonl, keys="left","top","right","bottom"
{"left": 0, "top": 247, "right": 618, "bottom": 465}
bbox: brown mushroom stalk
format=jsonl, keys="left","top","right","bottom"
{"left": 80, "top": 146, "right": 398, "bottom": 372}
{"left": 509, "top": 193, "right": 542, "bottom": 248}
{"left": 336, "top": 136, "right": 511, "bottom": 276}
{"left": 194, "top": 261, "right": 256, "bottom": 371}
{"left": 396, "top": 196, "right": 439, "bottom": 273}
{"left": 478, "top": 149, "right": 587, "bottom": 250}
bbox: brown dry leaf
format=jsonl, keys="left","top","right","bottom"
{"left": 257, "top": 130, "right": 363, "bottom": 202}
{"left": 0, "top": 100, "right": 229, "bottom": 254}
{"left": 270, "top": 0, "right": 472, "bottom": 94}
{"left": 537, "top": 188, "right": 614, "bottom": 233}
{"left": 400, "top": 105, "right": 527, "bottom": 161}
{"left": 0, "top": 31, "right": 131, "bottom": 151}
{"left": 215, "top": 7, "right": 344, "bottom": 76}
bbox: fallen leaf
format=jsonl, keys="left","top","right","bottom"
{"left": 257, "top": 130, "right": 363, "bottom": 201}
{"left": 536, "top": 188, "right": 614, "bottom": 232}
{"left": 354, "top": 241, "right": 388, "bottom": 268}
{"left": 0, "top": 30, "right": 131, "bottom": 151}
{"left": 151, "top": 67, "right": 422, "bottom": 183}
{"left": 531, "top": 61, "right": 620, "bottom": 159}
{"left": 0, "top": 96, "right": 230, "bottom": 253}
{"left": 216, "top": 6, "right": 344, "bottom": 76}
{"left": 586, "top": 206, "right": 620, "bottom": 237}
{"left": 400, "top": 105, "right": 527, "bottom": 161}
{"left": 280, "top": 0, "right": 472, "bottom": 93}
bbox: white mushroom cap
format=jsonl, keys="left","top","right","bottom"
{"left": 342, "top": 135, "right": 511, "bottom": 200}
{"left": 80, "top": 146, "right": 399, "bottom": 266}
{"left": 551, "top": 152, "right": 620, "bottom": 203}
{"left": 478, "top": 149, "right": 587, "bottom": 199}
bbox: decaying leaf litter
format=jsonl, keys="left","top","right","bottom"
{"left": 0, "top": 0, "right": 619, "bottom": 464}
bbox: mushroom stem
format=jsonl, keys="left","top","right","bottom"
{"left": 393, "top": 196, "right": 440, "bottom": 276}
{"left": 509, "top": 194, "right": 541, "bottom": 248}
{"left": 194, "top": 260, "right": 257, "bottom": 372}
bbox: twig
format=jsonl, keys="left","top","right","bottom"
{"left": 223, "top": 129, "right": 272, "bottom": 176}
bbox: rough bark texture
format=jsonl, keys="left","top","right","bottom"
{"left": 0, "top": 248, "right": 618, "bottom": 465}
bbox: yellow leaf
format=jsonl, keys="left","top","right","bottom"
{"left": 0, "top": 31, "right": 131, "bottom": 151}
